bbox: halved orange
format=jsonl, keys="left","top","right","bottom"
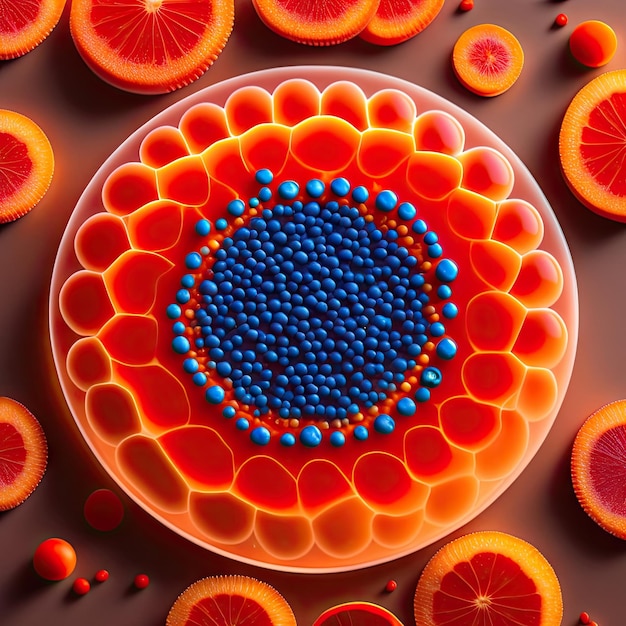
{"left": 313, "top": 601, "right": 404, "bottom": 625}
{"left": 0, "top": 0, "right": 66, "bottom": 60}
{"left": 559, "top": 69, "right": 626, "bottom": 222}
{"left": 252, "top": 0, "right": 380, "bottom": 46}
{"left": 0, "top": 109, "right": 54, "bottom": 223}
{"left": 0, "top": 397, "right": 48, "bottom": 511}
{"left": 69, "top": 0, "right": 235, "bottom": 94}
{"left": 360, "top": 0, "right": 444, "bottom": 46}
{"left": 166, "top": 575, "right": 297, "bottom": 626}
{"left": 414, "top": 531, "right": 563, "bottom": 625}
{"left": 571, "top": 399, "right": 626, "bottom": 539}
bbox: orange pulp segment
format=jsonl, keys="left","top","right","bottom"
{"left": 251, "top": 0, "right": 380, "bottom": 46}
{"left": 414, "top": 530, "right": 563, "bottom": 625}
{"left": 313, "top": 601, "right": 404, "bottom": 625}
{"left": 360, "top": 0, "right": 444, "bottom": 46}
{"left": 0, "top": 109, "right": 54, "bottom": 223}
{"left": 69, "top": 0, "right": 235, "bottom": 94}
{"left": 571, "top": 399, "right": 626, "bottom": 539}
{"left": 559, "top": 69, "right": 626, "bottom": 222}
{"left": 0, "top": 0, "right": 66, "bottom": 59}
{"left": 0, "top": 397, "right": 48, "bottom": 511}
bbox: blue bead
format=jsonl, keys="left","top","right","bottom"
{"left": 192, "top": 372, "right": 207, "bottom": 386}
{"left": 437, "top": 285, "right": 452, "bottom": 299}
{"left": 171, "top": 336, "right": 190, "bottom": 354}
{"left": 428, "top": 243, "right": 443, "bottom": 258}
{"left": 330, "top": 177, "right": 351, "bottom": 197}
{"left": 305, "top": 179, "right": 325, "bottom": 198}
{"left": 227, "top": 198, "right": 246, "bottom": 217}
{"left": 205, "top": 385, "right": 225, "bottom": 404}
{"left": 172, "top": 321, "right": 185, "bottom": 334}
{"left": 280, "top": 432, "right": 296, "bottom": 447}
{"left": 398, "top": 202, "right": 417, "bottom": 220}
{"left": 374, "top": 414, "right": 395, "bottom": 434}
{"left": 195, "top": 218, "right": 211, "bottom": 236}
{"left": 329, "top": 431, "right": 345, "bottom": 447}
{"left": 185, "top": 252, "right": 202, "bottom": 269}
{"left": 436, "top": 258, "right": 458, "bottom": 282}
{"left": 412, "top": 219, "right": 427, "bottom": 234}
{"left": 215, "top": 217, "right": 228, "bottom": 230}
{"left": 352, "top": 185, "right": 369, "bottom": 203}
{"left": 424, "top": 231, "right": 438, "bottom": 245}
{"left": 216, "top": 361, "right": 232, "bottom": 377}
{"left": 176, "top": 289, "right": 190, "bottom": 304}
{"left": 300, "top": 425, "right": 322, "bottom": 447}
{"left": 236, "top": 417, "right": 249, "bottom": 430}
{"left": 181, "top": 274, "right": 195, "bottom": 288}
{"left": 421, "top": 367, "right": 442, "bottom": 388}
{"left": 353, "top": 425, "right": 369, "bottom": 441}
{"left": 430, "top": 322, "right": 445, "bottom": 337}
{"left": 375, "top": 190, "right": 398, "bottom": 212}
{"left": 278, "top": 180, "right": 299, "bottom": 199}
{"left": 223, "top": 405, "right": 236, "bottom": 419}
{"left": 250, "top": 426, "right": 271, "bottom": 445}
{"left": 166, "top": 304, "right": 182, "bottom": 319}
{"left": 415, "top": 387, "right": 430, "bottom": 402}
{"left": 436, "top": 338, "right": 457, "bottom": 360}
{"left": 397, "top": 397, "right": 416, "bottom": 416}
{"left": 256, "top": 168, "right": 273, "bottom": 184}
{"left": 183, "top": 358, "right": 199, "bottom": 374}
{"left": 442, "top": 302, "right": 458, "bottom": 318}
{"left": 258, "top": 187, "right": 272, "bottom": 202}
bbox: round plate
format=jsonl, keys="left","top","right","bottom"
{"left": 49, "top": 66, "right": 578, "bottom": 572}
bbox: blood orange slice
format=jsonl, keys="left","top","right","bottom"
{"left": 166, "top": 575, "right": 296, "bottom": 626}
{"left": 559, "top": 69, "right": 626, "bottom": 222}
{"left": 252, "top": 0, "right": 380, "bottom": 46}
{"left": 0, "top": 109, "right": 55, "bottom": 223}
{"left": 571, "top": 399, "right": 626, "bottom": 539}
{"left": 414, "top": 531, "right": 563, "bottom": 625}
{"left": 0, "top": 0, "right": 66, "bottom": 60}
{"left": 313, "top": 601, "right": 404, "bottom": 625}
{"left": 359, "top": 0, "right": 444, "bottom": 46}
{"left": 0, "top": 397, "right": 48, "bottom": 511}
{"left": 69, "top": 0, "right": 235, "bottom": 94}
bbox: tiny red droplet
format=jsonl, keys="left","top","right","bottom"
{"left": 579, "top": 612, "right": 591, "bottom": 625}
{"left": 385, "top": 579, "right": 397, "bottom": 592}
{"left": 95, "top": 569, "right": 109, "bottom": 582}
{"left": 134, "top": 573, "right": 150, "bottom": 589}
{"left": 459, "top": 0, "right": 474, "bottom": 10}
{"left": 73, "top": 577, "right": 91, "bottom": 595}
{"left": 555, "top": 13, "right": 568, "bottom": 27}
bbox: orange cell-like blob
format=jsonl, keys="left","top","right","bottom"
{"left": 459, "top": 146, "right": 514, "bottom": 201}
{"left": 298, "top": 459, "right": 353, "bottom": 514}
{"left": 367, "top": 89, "right": 417, "bottom": 133}
{"left": 413, "top": 110, "right": 465, "bottom": 155}
{"left": 74, "top": 213, "right": 130, "bottom": 272}
{"left": 116, "top": 364, "right": 190, "bottom": 430}
{"left": 189, "top": 491, "right": 255, "bottom": 544}
{"left": 425, "top": 475, "right": 479, "bottom": 526}
{"left": 353, "top": 452, "right": 428, "bottom": 514}
{"left": 463, "top": 352, "right": 526, "bottom": 404}
{"left": 156, "top": 155, "right": 210, "bottom": 206}
{"left": 470, "top": 240, "right": 522, "bottom": 291}
{"left": 516, "top": 367, "right": 558, "bottom": 421}
{"left": 255, "top": 511, "right": 314, "bottom": 560}
{"left": 358, "top": 129, "right": 414, "bottom": 178}
{"left": 493, "top": 199, "right": 544, "bottom": 254}
{"left": 465, "top": 291, "right": 526, "bottom": 352}
{"left": 513, "top": 309, "right": 567, "bottom": 368}
{"left": 510, "top": 250, "right": 563, "bottom": 307}
{"left": 159, "top": 426, "right": 234, "bottom": 489}
{"left": 240, "top": 124, "right": 291, "bottom": 176}
{"left": 98, "top": 314, "right": 158, "bottom": 365}
{"left": 404, "top": 426, "right": 452, "bottom": 478}
{"left": 439, "top": 396, "right": 501, "bottom": 451}
{"left": 179, "top": 102, "right": 230, "bottom": 153}
{"left": 225, "top": 86, "right": 273, "bottom": 135}
{"left": 406, "top": 151, "right": 463, "bottom": 200}
{"left": 475, "top": 410, "right": 529, "bottom": 480}
{"left": 66, "top": 337, "right": 112, "bottom": 390}
{"left": 85, "top": 383, "right": 141, "bottom": 444}
{"left": 117, "top": 435, "right": 189, "bottom": 514}
{"left": 320, "top": 81, "right": 368, "bottom": 131}
{"left": 126, "top": 200, "right": 184, "bottom": 252}
{"left": 102, "top": 162, "right": 158, "bottom": 216}
{"left": 372, "top": 510, "right": 425, "bottom": 549}
{"left": 59, "top": 271, "right": 115, "bottom": 336}
{"left": 273, "top": 79, "right": 320, "bottom": 126}
{"left": 291, "top": 116, "right": 360, "bottom": 172}
{"left": 139, "top": 125, "right": 189, "bottom": 168}
{"left": 313, "top": 497, "right": 374, "bottom": 559}
{"left": 202, "top": 137, "right": 254, "bottom": 195}
{"left": 447, "top": 188, "right": 497, "bottom": 240}
{"left": 235, "top": 456, "right": 298, "bottom": 512}
{"left": 104, "top": 250, "right": 173, "bottom": 314}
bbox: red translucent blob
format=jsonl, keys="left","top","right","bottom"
{"left": 225, "top": 86, "right": 273, "bottom": 135}
{"left": 84, "top": 488, "right": 124, "bottom": 531}
{"left": 240, "top": 124, "right": 291, "bottom": 175}
{"left": 298, "top": 459, "right": 352, "bottom": 513}
{"left": 320, "top": 81, "right": 369, "bottom": 130}
{"left": 447, "top": 188, "right": 497, "bottom": 240}
{"left": 368, "top": 89, "right": 416, "bottom": 133}
{"left": 406, "top": 152, "right": 463, "bottom": 200}
{"left": 190, "top": 492, "right": 255, "bottom": 544}
{"left": 358, "top": 129, "right": 414, "bottom": 177}
{"left": 459, "top": 147, "right": 514, "bottom": 201}
{"left": 0, "top": 423, "right": 25, "bottom": 484}
{"left": 74, "top": 214, "right": 130, "bottom": 272}
{"left": 510, "top": 251, "right": 563, "bottom": 307}
{"left": 273, "top": 79, "right": 320, "bottom": 126}
{"left": 492, "top": 199, "right": 543, "bottom": 254}
{"left": 126, "top": 200, "right": 184, "bottom": 251}
{"left": 235, "top": 457, "right": 298, "bottom": 511}
{"left": 179, "top": 102, "right": 230, "bottom": 153}
{"left": 66, "top": 338, "right": 111, "bottom": 390}
{"left": 102, "top": 162, "right": 158, "bottom": 216}
{"left": 470, "top": 240, "right": 521, "bottom": 291}
{"left": 440, "top": 397, "right": 500, "bottom": 448}
{"left": 513, "top": 310, "right": 567, "bottom": 368}
{"left": 85, "top": 383, "right": 141, "bottom": 443}
{"left": 405, "top": 426, "right": 453, "bottom": 477}
{"left": 414, "top": 110, "right": 465, "bottom": 155}
{"left": 157, "top": 155, "right": 210, "bottom": 206}
{"left": 353, "top": 453, "right": 412, "bottom": 506}
{"left": 98, "top": 314, "right": 158, "bottom": 365}
{"left": 202, "top": 137, "right": 254, "bottom": 193}
{"left": 140, "top": 125, "right": 189, "bottom": 168}
{"left": 463, "top": 353, "right": 525, "bottom": 403}
{"left": 256, "top": 511, "right": 313, "bottom": 559}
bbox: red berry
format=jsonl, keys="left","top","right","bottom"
{"left": 73, "top": 577, "right": 91, "bottom": 595}
{"left": 95, "top": 569, "right": 109, "bottom": 583}
{"left": 555, "top": 13, "right": 568, "bottom": 27}
{"left": 459, "top": 0, "right": 474, "bottom": 11}
{"left": 579, "top": 612, "right": 591, "bottom": 625}
{"left": 32, "top": 538, "right": 77, "bottom": 581}
{"left": 385, "top": 579, "right": 398, "bottom": 592}
{"left": 134, "top": 573, "right": 150, "bottom": 589}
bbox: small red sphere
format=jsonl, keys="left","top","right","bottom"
{"left": 73, "top": 577, "right": 91, "bottom": 596}
{"left": 95, "top": 569, "right": 109, "bottom": 583}
{"left": 134, "top": 573, "right": 150, "bottom": 589}
{"left": 459, "top": 0, "right": 474, "bottom": 11}
{"left": 385, "top": 579, "right": 398, "bottom": 592}
{"left": 579, "top": 612, "right": 591, "bottom": 625}
{"left": 33, "top": 538, "right": 77, "bottom": 581}
{"left": 555, "top": 13, "right": 568, "bottom": 27}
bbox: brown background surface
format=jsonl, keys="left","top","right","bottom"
{"left": 1, "top": 0, "right": 625, "bottom": 624}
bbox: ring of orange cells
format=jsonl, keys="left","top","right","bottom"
{"left": 53, "top": 75, "right": 574, "bottom": 571}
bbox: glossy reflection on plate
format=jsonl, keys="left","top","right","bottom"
{"left": 49, "top": 67, "right": 578, "bottom": 572}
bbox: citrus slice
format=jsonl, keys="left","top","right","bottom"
{"left": 165, "top": 575, "right": 297, "bottom": 626}
{"left": 452, "top": 24, "right": 524, "bottom": 97}
{"left": 0, "top": 0, "right": 66, "bottom": 60}
{"left": 571, "top": 399, "right": 626, "bottom": 539}
{"left": 414, "top": 530, "right": 563, "bottom": 625}
{"left": 69, "top": 0, "right": 235, "bottom": 94}
{"left": 251, "top": 0, "right": 380, "bottom": 46}
{"left": 359, "top": 0, "right": 444, "bottom": 46}
{"left": 313, "top": 601, "right": 404, "bottom": 625}
{"left": 0, "top": 109, "right": 55, "bottom": 223}
{"left": 0, "top": 397, "right": 48, "bottom": 511}
{"left": 559, "top": 69, "right": 626, "bottom": 222}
